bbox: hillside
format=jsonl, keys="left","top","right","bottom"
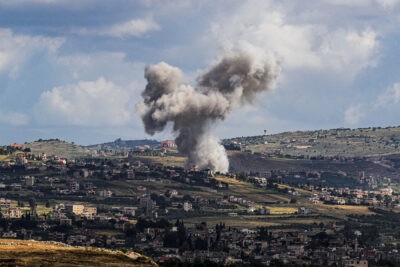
{"left": 86, "top": 138, "right": 160, "bottom": 151}
{"left": 227, "top": 151, "right": 400, "bottom": 185}
{"left": 224, "top": 126, "right": 400, "bottom": 158}
{"left": 27, "top": 139, "right": 91, "bottom": 159}
{"left": 0, "top": 239, "right": 157, "bottom": 266}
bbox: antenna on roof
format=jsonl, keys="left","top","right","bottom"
{"left": 263, "top": 130, "right": 268, "bottom": 144}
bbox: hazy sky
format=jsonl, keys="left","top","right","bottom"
{"left": 0, "top": 0, "right": 399, "bottom": 145}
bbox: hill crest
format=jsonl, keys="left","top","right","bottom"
{"left": 26, "top": 139, "right": 91, "bottom": 159}
{"left": 0, "top": 238, "right": 157, "bottom": 266}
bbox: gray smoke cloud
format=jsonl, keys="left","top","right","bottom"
{"left": 137, "top": 53, "right": 280, "bottom": 173}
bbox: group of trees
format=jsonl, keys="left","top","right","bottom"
{"left": 0, "top": 146, "right": 31, "bottom": 155}
{"left": 136, "top": 219, "right": 231, "bottom": 252}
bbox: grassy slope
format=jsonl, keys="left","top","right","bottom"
{"left": 27, "top": 140, "right": 91, "bottom": 159}
{"left": 227, "top": 126, "right": 400, "bottom": 158}
{"left": 0, "top": 239, "right": 157, "bottom": 267}
{"left": 227, "top": 151, "right": 400, "bottom": 182}
{"left": 133, "top": 155, "right": 186, "bottom": 167}
{"left": 0, "top": 155, "right": 9, "bottom": 161}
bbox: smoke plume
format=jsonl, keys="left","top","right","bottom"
{"left": 137, "top": 53, "right": 280, "bottom": 173}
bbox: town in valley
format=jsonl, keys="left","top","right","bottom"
{"left": 1, "top": 126, "right": 400, "bottom": 266}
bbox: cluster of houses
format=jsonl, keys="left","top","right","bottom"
{"left": 2, "top": 196, "right": 397, "bottom": 267}
{"left": 147, "top": 220, "right": 398, "bottom": 266}
{"left": 308, "top": 186, "right": 398, "bottom": 207}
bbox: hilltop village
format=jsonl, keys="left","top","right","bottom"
{"left": 0, "top": 138, "right": 400, "bottom": 266}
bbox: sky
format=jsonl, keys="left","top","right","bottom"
{"left": 0, "top": 0, "right": 399, "bottom": 145}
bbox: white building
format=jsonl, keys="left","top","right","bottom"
{"left": 183, "top": 201, "right": 192, "bottom": 212}
{"left": 98, "top": 189, "right": 113, "bottom": 198}
{"left": 25, "top": 176, "right": 35, "bottom": 186}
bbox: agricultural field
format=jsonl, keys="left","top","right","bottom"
{"left": 134, "top": 155, "right": 186, "bottom": 167}
{"left": 183, "top": 214, "right": 333, "bottom": 228}
{"left": 214, "top": 175, "right": 291, "bottom": 203}
{"left": 0, "top": 155, "right": 9, "bottom": 161}
{"left": 310, "top": 204, "right": 375, "bottom": 219}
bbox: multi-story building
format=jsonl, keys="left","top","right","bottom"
{"left": 65, "top": 204, "right": 85, "bottom": 215}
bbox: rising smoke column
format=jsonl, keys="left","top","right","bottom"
{"left": 137, "top": 53, "right": 280, "bottom": 173}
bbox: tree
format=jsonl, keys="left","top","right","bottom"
{"left": 163, "top": 232, "right": 179, "bottom": 248}
{"left": 155, "top": 218, "right": 171, "bottom": 229}
{"left": 28, "top": 198, "right": 37, "bottom": 216}
{"left": 182, "top": 194, "right": 192, "bottom": 202}
{"left": 194, "top": 237, "right": 208, "bottom": 250}
{"left": 384, "top": 195, "right": 393, "bottom": 206}
{"left": 258, "top": 226, "right": 269, "bottom": 241}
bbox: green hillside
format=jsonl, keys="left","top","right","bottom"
{"left": 225, "top": 126, "right": 400, "bottom": 158}
{"left": 27, "top": 139, "right": 91, "bottom": 159}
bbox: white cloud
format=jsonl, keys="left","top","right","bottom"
{"left": 0, "top": 0, "right": 59, "bottom": 5}
{"left": 340, "top": 83, "right": 400, "bottom": 127}
{"left": 77, "top": 17, "right": 161, "bottom": 38}
{"left": 322, "top": 0, "right": 371, "bottom": 6}
{"left": 0, "top": 110, "right": 30, "bottom": 126}
{"left": 34, "top": 77, "right": 136, "bottom": 126}
{"left": 322, "top": 0, "right": 399, "bottom": 9}
{"left": 319, "top": 28, "right": 379, "bottom": 75}
{"left": 209, "top": 2, "right": 379, "bottom": 78}
{"left": 56, "top": 52, "right": 146, "bottom": 84}
{"left": 104, "top": 17, "right": 160, "bottom": 38}
{"left": 376, "top": 0, "right": 400, "bottom": 9}
{"left": 0, "top": 28, "right": 63, "bottom": 78}
{"left": 376, "top": 83, "right": 400, "bottom": 107}
{"left": 344, "top": 104, "right": 365, "bottom": 125}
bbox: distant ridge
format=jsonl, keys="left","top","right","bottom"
{"left": 9, "top": 125, "right": 400, "bottom": 160}
{"left": 223, "top": 125, "right": 400, "bottom": 144}
{"left": 86, "top": 138, "right": 161, "bottom": 151}
{"left": 223, "top": 125, "right": 400, "bottom": 158}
